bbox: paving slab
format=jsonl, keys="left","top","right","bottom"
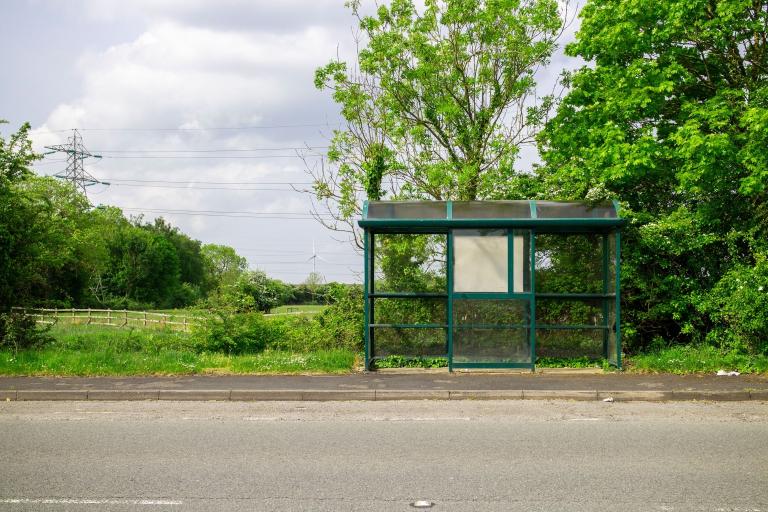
{"left": 523, "top": 389, "right": 597, "bottom": 401}
{"left": 2, "top": 372, "right": 766, "bottom": 392}
{"left": 229, "top": 389, "right": 303, "bottom": 401}
{"left": 1, "top": 372, "right": 766, "bottom": 402}
{"left": 157, "top": 390, "right": 231, "bottom": 401}
{"left": 16, "top": 390, "right": 88, "bottom": 401}
{"left": 87, "top": 390, "right": 159, "bottom": 401}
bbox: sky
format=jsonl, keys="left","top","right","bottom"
{"left": 0, "top": 0, "right": 583, "bottom": 284}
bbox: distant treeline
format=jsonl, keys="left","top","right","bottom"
{"left": 0, "top": 122, "right": 352, "bottom": 313}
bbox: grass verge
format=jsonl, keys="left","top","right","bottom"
{"left": 626, "top": 345, "right": 768, "bottom": 374}
{"left": 0, "top": 348, "right": 355, "bottom": 376}
{"left": 0, "top": 324, "right": 354, "bottom": 376}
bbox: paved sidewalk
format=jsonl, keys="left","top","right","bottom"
{"left": 2, "top": 371, "right": 767, "bottom": 401}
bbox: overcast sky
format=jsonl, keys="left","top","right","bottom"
{"left": 0, "top": 0, "right": 582, "bottom": 284}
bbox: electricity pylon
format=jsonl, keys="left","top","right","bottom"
{"left": 44, "top": 129, "right": 108, "bottom": 197}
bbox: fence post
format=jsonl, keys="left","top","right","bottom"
{"left": 183, "top": 316, "right": 188, "bottom": 332}
{"left": 87, "top": 308, "right": 92, "bottom": 325}
{"left": 124, "top": 309, "right": 128, "bottom": 327}
{"left": 72, "top": 308, "right": 75, "bottom": 324}
{"left": 107, "top": 309, "right": 112, "bottom": 326}
{"left": 143, "top": 311, "right": 147, "bottom": 327}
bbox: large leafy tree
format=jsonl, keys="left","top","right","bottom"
{"left": 201, "top": 244, "right": 248, "bottom": 291}
{"left": 314, "top": 0, "right": 568, "bottom": 244}
{"left": 0, "top": 121, "right": 42, "bottom": 311}
{"left": 538, "top": 0, "right": 768, "bottom": 352}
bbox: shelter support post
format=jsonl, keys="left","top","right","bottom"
{"left": 615, "top": 230, "right": 622, "bottom": 369}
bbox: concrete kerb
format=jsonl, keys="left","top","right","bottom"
{"left": 1, "top": 388, "right": 766, "bottom": 402}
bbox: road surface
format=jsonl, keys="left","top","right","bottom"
{"left": 1, "top": 400, "right": 766, "bottom": 511}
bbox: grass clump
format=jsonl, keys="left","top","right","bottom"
{"left": 0, "top": 314, "right": 357, "bottom": 376}
{"left": 0, "top": 348, "right": 355, "bottom": 376}
{"left": 627, "top": 345, "right": 768, "bottom": 374}
{"left": 536, "top": 356, "right": 608, "bottom": 369}
{"left": 374, "top": 356, "right": 448, "bottom": 368}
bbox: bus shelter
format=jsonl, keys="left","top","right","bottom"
{"left": 358, "top": 200, "right": 626, "bottom": 371}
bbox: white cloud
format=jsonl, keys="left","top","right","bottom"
{"left": 30, "top": 17, "right": 359, "bottom": 283}
{"left": 26, "top": 0, "right": 585, "bottom": 283}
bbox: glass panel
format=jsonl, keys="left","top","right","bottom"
{"left": 535, "top": 201, "right": 616, "bottom": 219}
{"left": 536, "top": 299, "right": 603, "bottom": 326}
{"left": 513, "top": 230, "right": 530, "bottom": 292}
{"left": 374, "top": 234, "right": 446, "bottom": 293}
{"left": 452, "top": 201, "right": 531, "bottom": 219}
{"left": 373, "top": 297, "right": 446, "bottom": 325}
{"left": 453, "top": 229, "right": 507, "bottom": 292}
{"left": 372, "top": 327, "right": 446, "bottom": 357}
{"left": 607, "top": 300, "right": 617, "bottom": 365}
{"left": 536, "top": 328, "right": 604, "bottom": 359}
{"left": 453, "top": 299, "right": 531, "bottom": 363}
{"left": 607, "top": 232, "right": 616, "bottom": 289}
{"left": 535, "top": 234, "right": 603, "bottom": 293}
{"left": 453, "top": 299, "right": 528, "bottom": 326}
{"left": 367, "top": 201, "right": 447, "bottom": 219}
{"left": 453, "top": 328, "right": 531, "bottom": 363}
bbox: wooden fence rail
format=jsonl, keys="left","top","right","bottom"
{"left": 11, "top": 307, "right": 205, "bottom": 333}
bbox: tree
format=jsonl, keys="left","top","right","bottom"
{"left": 313, "top": 0, "right": 568, "bottom": 245}
{"left": 201, "top": 244, "right": 248, "bottom": 292}
{"left": 1, "top": 122, "right": 42, "bottom": 310}
{"left": 538, "top": 0, "right": 768, "bottom": 352}
{"left": 99, "top": 220, "right": 181, "bottom": 308}
{"left": 222, "top": 271, "right": 283, "bottom": 313}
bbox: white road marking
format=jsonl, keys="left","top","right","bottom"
{"left": 0, "top": 498, "right": 182, "bottom": 505}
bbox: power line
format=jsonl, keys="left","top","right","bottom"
{"left": 235, "top": 248, "right": 356, "bottom": 255}
{"left": 99, "top": 154, "right": 322, "bottom": 160}
{"left": 110, "top": 183, "right": 304, "bottom": 191}
{"left": 249, "top": 261, "right": 358, "bottom": 266}
{"left": 115, "top": 206, "right": 332, "bottom": 220}
{"left": 101, "top": 178, "right": 314, "bottom": 185}
{"left": 92, "top": 147, "right": 328, "bottom": 153}
{"left": 37, "top": 122, "right": 342, "bottom": 133}
{"left": 115, "top": 207, "right": 324, "bottom": 215}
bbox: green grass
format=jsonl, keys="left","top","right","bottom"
{"left": 536, "top": 356, "right": 608, "bottom": 369}
{"left": 268, "top": 304, "right": 326, "bottom": 315}
{"left": 375, "top": 356, "right": 448, "bottom": 368}
{"left": 626, "top": 345, "right": 768, "bottom": 374}
{"left": 0, "top": 324, "right": 354, "bottom": 376}
{"left": 0, "top": 348, "right": 355, "bottom": 376}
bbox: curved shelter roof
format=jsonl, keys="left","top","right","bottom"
{"left": 359, "top": 200, "right": 625, "bottom": 232}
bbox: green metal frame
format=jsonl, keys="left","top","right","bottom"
{"left": 361, "top": 200, "right": 623, "bottom": 371}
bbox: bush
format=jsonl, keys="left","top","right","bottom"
{"left": 699, "top": 253, "right": 768, "bottom": 355}
{"left": 193, "top": 311, "right": 284, "bottom": 354}
{"left": 311, "top": 284, "right": 363, "bottom": 351}
{"left": 191, "top": 285, "right": 364, "bottom": 355}
{"left": 0, "top": 312, "right": 52, "bottom": 352}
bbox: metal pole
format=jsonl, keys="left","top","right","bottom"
{"left": 602, "top": 234, "right": 609, "bottom": 359}
{"left": 615, "top": 231, "right": 622, "bottom": 369}
{"left": 530, "top": 230, "right": 537, "bottom": 372}
{"left": 447, "top": 230, "right": 454, "bottom": 372}
{"left": 363, "top": 230, "right": 371, "bottom": 371}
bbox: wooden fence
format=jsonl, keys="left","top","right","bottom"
{"left": 11, "top": 307, "right": 205, "bottom": 332}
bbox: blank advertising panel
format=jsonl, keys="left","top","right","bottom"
{"left": 453, "top": 230, "right": 508, "bottom": 292}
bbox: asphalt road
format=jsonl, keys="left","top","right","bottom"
{"left": 1, "top": 400, "right": 767, "bottom": 511}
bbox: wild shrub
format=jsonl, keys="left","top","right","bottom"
{"left": 699, "top": 254, "right": 768, "bottom": 355}
{"left": 193, "top": 311, "right": 283, "bottom": 354}
{"left": 0, "top": 311, "right": 52, "bottom": 352}
{"left": 311, "top": 285, "right": 363, "bottom": 351}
